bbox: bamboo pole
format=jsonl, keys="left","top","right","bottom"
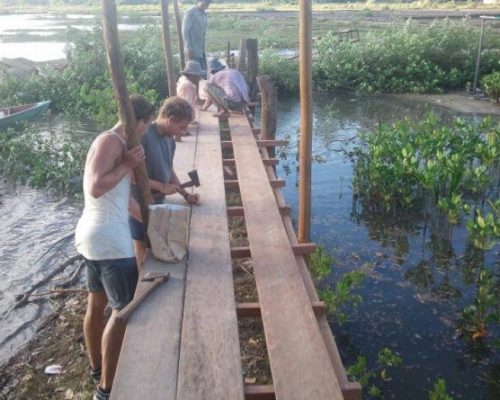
{"left": 173, "top": 0, "right": 185, "bottom": 70}
{"left": 298, "top": 0, "right": 313, "bottom": 243}
{"left": 160, "top": 0, "right": 177, "bottom": 96}
{"left": 101, "top": 0, "right": 152, "bottom": 230}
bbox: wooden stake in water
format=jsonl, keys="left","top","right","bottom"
{"left": 298, "top": 0, "right": 313, "bottom": 243}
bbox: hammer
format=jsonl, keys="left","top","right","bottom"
{"left": 116, "top": 272, "right": 170, "bottom": 323}
{"left": 179, "top": 169, "right": 200, "bottom": 188}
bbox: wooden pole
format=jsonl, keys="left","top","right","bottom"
{"left": 227, "top": 41, "right": 231, "bottom": 67}
{"left": 246, "top": 38, "right": 259, "bottom": 101}
{"left": 173, "top": 0, "right": 185, "bottom": 70}
{"left": 160, "top": 0, "right": 177, "bottom": 97}
{"left": 237, "top": 38, "right": 247, "bottom": 73}
{"left": 473, "top": 18, "right": 486, "bottom": 94}
{"left": 257, "top": 75, "right": 277, "bottom": 159}
{"left": 101, "top": 0, "right": 152, "bottom": 230}
{"left": 298, "top": 0, "right": 313, "bottom": 243}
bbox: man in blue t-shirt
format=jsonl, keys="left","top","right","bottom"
{"left": 129, "top": 97, "right": 200, "bottom": 267}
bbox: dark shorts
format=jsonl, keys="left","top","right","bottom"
{"left": 129, "top": 216, "right": 145, "bottom": 241}
{"left": 85, "top": 257, "right": 138, "bottom": 310}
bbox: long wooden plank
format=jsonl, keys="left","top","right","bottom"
{"left": 229, "top": 114, "right": 344, "bottom": 400}
{"left": 176, "top": 109, "right": 245, "bottom": 399}
{"left": 258, "top": 146, "right": 362, "bottom": 399}
{"left": 111, "top": 124, "right": 198, "bottom": 400}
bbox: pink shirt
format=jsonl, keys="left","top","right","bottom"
{"left": 177, "top": 75, "right": 197, "bottom": 109}
{"left": 209, "top": 69, "right": 250, "bottom": 103}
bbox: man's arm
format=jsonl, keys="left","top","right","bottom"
{"left": 129, "top": 196, "right": 142, "bottom": 222}
{"left": 149, "top": 178, "right": 179, "bottom": 195}
{"left": 171, "top": 170, "right": 200, "bottom": 205}
{"left": 84, "top": 134, "right": 144, "bottom": 198}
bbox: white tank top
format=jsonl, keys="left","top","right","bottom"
{"left": 75, "top": 132, "right": 135, "bottom": 260}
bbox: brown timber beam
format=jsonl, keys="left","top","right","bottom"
{"left": 244, "top": 385, "right": 275, "bottom": 400}
{"left": 227, "top": 205, "right": 291, "bottom": 217}
{"left": 231, "top": 242, "right": 316, "bottom": 258}
{"left": 223, "top": 158, "right": 279, "bottom": 167}
{"left": 221, "top": 140, "right": 288, "bottom": 149}
{"left": 220, "top": 127, "right": 260, "bottom": 136}
{"left": 237, "top": 301, "right": 325, "bottom": 318}
{"left": 225, "top": 179, "right": 285, "bottom": 190}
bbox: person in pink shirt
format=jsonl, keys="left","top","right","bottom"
{"left": 176, "top": 60, "right": 205, "bottom": 124}
{"left": 202, "top": 58, "right": 250, "bottom": 117}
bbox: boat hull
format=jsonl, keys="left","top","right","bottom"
{"left": 0, "top": 100, "right": 51, "bottom": 130}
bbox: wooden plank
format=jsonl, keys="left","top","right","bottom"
{"left": 221, "top": 139, "right": 288, "bottom": 148}
{"left": 225, "top": 179, "right": 285, "bottom": 189}
{"left": 258, "top": 147, "right": 362, "bottom": 399}
{"left": 227, "top": 205, "right": 291, "bottom": 217}
{"left": 229, "top": 113, "right": 344, "bottom": 400}
{"left": 111, "top": 254, "right": 187, "bottom": 400}
{"left": 231, "top": 243, "right": 316, "bottom": 258}
{"left": 244, "top": 385, "right": 276, "bottom": 400}
{"left": 236, "top": 301, "right": 325, "bottom": 318}
{"left": 176, "top": 109, "right": 245, "bottom": 400}
{"left": 223, "top": 158, "right": 279, "bottom": 167}
{"left": 111, "top": 122, "right": 199, "bottom": 400}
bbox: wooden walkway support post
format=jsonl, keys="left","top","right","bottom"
{"left": 160, "top": 0, "right": 177, "bottom": 96}
{"left": 257, "top": 75, "right": 277, "bottom": 159}
{"left": 101, "top": 0, "right": 153, "bottom": 227}
{"left": 237, "top": 38, "right": 259, "bottom": 100}
{"left": 173, "top": 0, "right": 185, "bottom": 71}
{"left": 298, "top": 0, "right": 313, "bottom": 243}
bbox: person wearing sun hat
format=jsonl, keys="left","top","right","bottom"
{"left": 177, "top": 60, "right": 205, "bottom": 123}
{"left": 202, "top": 58, "right": 250, "bottom": 118}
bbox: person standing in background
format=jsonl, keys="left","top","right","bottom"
{"left": 182, "top": 0, "right": 211, "bottom": 78}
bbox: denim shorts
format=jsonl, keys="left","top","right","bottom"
{"left": 129, "top": 216, "right": 145, "bottom": 241}
{"left": 85, "top": 257, "right": 138, "bottom": 310}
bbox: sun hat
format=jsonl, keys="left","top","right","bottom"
{"left": 182, "top": 60, "right": 205, "bottom": 76}
{"left": 209, "top": 58, "right": 226, "bottom": 73}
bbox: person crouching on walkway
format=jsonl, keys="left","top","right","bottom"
{"left": 74, "top": 95, "right": 155, "bottom": 400}
{"left": 177, "top": 60, "right": 205, "bottom": 125}
{"left": 129, "top": 96, "right": 201, "bottom": 268}
{"left": 202, "top": 58, "right": 250, "bottom": 118}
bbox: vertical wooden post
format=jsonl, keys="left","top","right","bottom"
{"left": 227, "top": 41, "right": 231, "bottom": 67}
{"left": 173, "top": 0, "right": 185, "bottom": 70}
{"left": 298, "top": 0, "right": 313, "bottom": 243}
{"left": 257, "top": 75, "right": 277, "bottom": 159}
{"left": 246, "top": 38, "right": 259, "bottom": 101}
{"left": 473, "top": 17, "right": 486, "bottom": 94}
{"left": 160, "top": 0, "right": 177, "bottom": 97}
{"left": 237, "top": 38, "right": 247, "bottom": 73}
{"left": 101, "top": 0, "right": 152, "bottom": 229}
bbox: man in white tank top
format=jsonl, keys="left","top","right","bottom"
{"left": 74, "top": 95, "right": 155, "bottom": 400}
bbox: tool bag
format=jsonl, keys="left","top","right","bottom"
{"left": 147, "top": 203, "right": 190, "bottom": 263}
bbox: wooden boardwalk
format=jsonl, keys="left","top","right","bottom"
{"left": 111, "top": 108, "right": 360, "bottom": 400}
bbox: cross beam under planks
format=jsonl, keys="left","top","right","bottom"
{"left": 228, "top": 113, "right": 345, "bottom": 399}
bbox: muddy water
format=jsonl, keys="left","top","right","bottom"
{"left": 0, "top": 183, "right": 81, "bottom": 364}
{"left": 273, "top": 92, "right": 500, "bottom": 400}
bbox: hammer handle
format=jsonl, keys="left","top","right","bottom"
{"left": 116, "top": 276, "right": 168, "bottom": 323}
{"left": 179, "top": 182, "right": 194, "bottom": 188}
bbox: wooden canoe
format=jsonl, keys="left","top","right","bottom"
{"left": 0, "top": 100, "right": 51, "bottom": 130}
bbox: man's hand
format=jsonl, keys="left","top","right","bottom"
{"left": 123, "top": 145, "right": 145, "bottom": 169}
{"left": 184, "top": 193, "right": 200, "bottom": 205}
{"left": 162, "top": 183, "right": 180, "bottom": 195}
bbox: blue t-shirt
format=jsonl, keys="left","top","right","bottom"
{"left": 132, "top": 122, "right": 176, "bottom": 204}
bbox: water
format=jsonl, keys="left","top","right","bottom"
{"left": 274, "top": 92, "right": 500, "bottom": 399}
{"left": 0, "top": 13, "right": 155, "bottom": 61}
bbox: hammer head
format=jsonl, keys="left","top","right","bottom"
{"left": 142, "top": 272, "right": 170, "bottom": 282}
{"left": 179, "top": 169, "right": 200, "bottom": 188}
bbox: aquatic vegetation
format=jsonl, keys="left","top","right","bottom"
{"left": 0, "top": 126, "right": 90, "bottom": 196}
{"left": 481, "top": 71, "right": 500, "bottom": 103}
{"left": 428, "top": 378, "right": 454, "bottom": 400}
{"left": 347, "top": 347, "right": 403, "bottom": 399}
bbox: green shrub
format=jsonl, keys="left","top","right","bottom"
{"left": 259, "top": 48, "right": 299, "bottom": 92}
{"left": 481, "top": 71, "right": 500, "bottom": 103}
{"left": 315, "top": 19, "right": 500, "bottom": 94}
